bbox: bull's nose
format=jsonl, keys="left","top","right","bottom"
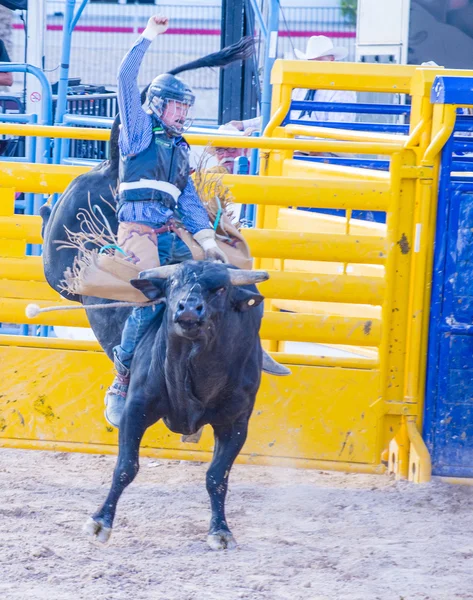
{"left": 174, "top": 298, "right": 205, "bottom": 323}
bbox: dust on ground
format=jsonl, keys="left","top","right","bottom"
{"left": 0, "top": 449, "right": 472, "bottom": 600}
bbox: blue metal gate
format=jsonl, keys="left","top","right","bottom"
{"left": 425, "top": 79, "right": 473, "bottom": 476}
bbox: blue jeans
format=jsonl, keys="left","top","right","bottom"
{"left": 115, "top": 231, "right": 193, "bottom": 367}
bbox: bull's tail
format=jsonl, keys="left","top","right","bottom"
{"left": 168, "top": 36, "right": 255, "bottom": 76}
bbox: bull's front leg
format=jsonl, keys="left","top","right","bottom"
{"left": 83, "top": 398, "right": 152, "bottom": 543}
{"left": 206, "top": 420, "right": 249, "bottom": 550}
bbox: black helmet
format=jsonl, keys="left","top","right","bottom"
{"left": 147, "top": 73, "right": 195, "bottom": 135}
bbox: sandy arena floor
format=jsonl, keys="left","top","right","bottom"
{"left": 0, "top": 449, "right": 472, "bottom": 600}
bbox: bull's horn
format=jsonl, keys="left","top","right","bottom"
{"left": 139, "top": 264, "right": 180, "bottom": 279}
{"left": 228, "top": 269, "right": 269, "bottom": 286}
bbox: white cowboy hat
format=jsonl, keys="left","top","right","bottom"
{"left": 294, "top": 35, "right": 348, "bottom": 61}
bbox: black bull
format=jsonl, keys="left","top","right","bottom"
{"left": 83, "top": 260, "right": 267, "bottom": 550}
{"left": 40, "top": 145, "right": 268, "bottom": 551}
{"left": 41, "top": 160, "right": 270, "bottom": 550}
{"left": 42, "top": 180, "right": 269, "bottom": 549}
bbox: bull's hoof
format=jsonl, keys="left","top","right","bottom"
{"left": 207, "top": 530, "right": 237, "bottom": 550}
{"left": 82, "top": 517, "right": 112, "bottom": 544}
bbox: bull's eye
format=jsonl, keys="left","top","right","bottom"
{"left": 214, "top": 287, "right": 225, "bottom": 296}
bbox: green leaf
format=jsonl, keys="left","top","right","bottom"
{"left": 341, "top": 0, "right": 357, "bottom": 26}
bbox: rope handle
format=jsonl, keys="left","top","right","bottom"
{"left": 99, "top": 244, "right": 127, "bottom": 256}
{"left": 213, "top": 196, "right": 223, "bottom": 232}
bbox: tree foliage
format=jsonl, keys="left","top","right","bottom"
{"left": 341, "top": 0, "right": 357, "bottom": 26}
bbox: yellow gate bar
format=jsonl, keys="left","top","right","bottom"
{"left": 223, "top": 175, "right": 392, "bottom": 211}
{"left": 1, "top": 271, "right": 384, "bottom": 305}
{"left": 0, "top": 298, "right": 88, "bottom": 327}
{"left": 0, "top": 218, "right": 388, "bottom": 265}
{"left": 0, "top": 187, "right": 15, "bottom": 216}
{"left": 0, "top": 162, "right": 89, "bottom": 193}
{"left": 0, "top": 124, "right": 111, "bottom": 140}
{"left": 0, "top": 125, "right": 406, "bottom": 155}
{"left": 259, "top": 271, "right": 385, "bottom": 305}
{"left": 0, "top": 334, "right": 101, "bottom": 352}
{"left": 0, "top": 216, "right": 43, "bottom": 243}
{"left": 243, "top": 229, "right": 387, "bottom": 264}
{"left": 261, "top": 312, "right": 381, "bottom": 346}
{"left": 273, "top": 352, "right": 379, "bottom": 369}
{"left": 282, "top": 158, "right": 390, "bottom": 183}
{"left": 270, "top": 60, "right": 417, "bottom": 94}
{"left": 0, "top": 223, "right": 388, "bottom": 265}
{"left": 1, "top": 297, "right": 381, "bottom": 346}
{"left": 0, "top": 280, "right": 61, "bottom": 302}
{"left": 285, "top": 124, "right": 407, "bottom": 147}
{"left": 0, "top": 335, "right": 378, "bottom": 370}
{"left": 0, "top": 164, "right": 392, "bottom": 211}
{"left": 1, "top": 256, "right": 45, "bottom": 280}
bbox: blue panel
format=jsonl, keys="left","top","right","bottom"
{"left": 431, "top": 76, "right": 473, "bottom": 105}
{"left": 283, "top": 119, "right": 408, "bottom": 133}
{"left": 425, "top": 132, "right": 473, "bottom": 474}
{"left": 443, "top": 188, "right": 473, "bottom": 324}
{"left": 429, "top": 333, "right": 473, "bottom": 474}
{"left": 289, "top": 101, "right": 411, "bottom": 115}
{"left": 297, "top": 207, "right": 386, "bottom": 224}
{"left": 453, "top": 140, "right": 473, "bottom": 154}
{"left": 449, "top": 297, "right": 473, "bottom": 323}
{"left": 294, "top": 156, "right": 390, "bottom": 171}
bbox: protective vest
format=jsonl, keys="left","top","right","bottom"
{"left": 117, "top": 118, "right": 190, "bottom": 211}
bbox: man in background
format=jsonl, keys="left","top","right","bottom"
{"left": 230, "top": 35, "right": 357, "bottom": 135}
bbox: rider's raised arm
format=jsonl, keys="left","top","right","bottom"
{"left": 117, "top": 16, "right": 169, "bottom": 156}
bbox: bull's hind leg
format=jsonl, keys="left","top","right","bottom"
{"left": 206, "top": 420, "right": 249, "bottom": 550}
{"left": 83, "top": 400, "right": 152, "bottom": 543}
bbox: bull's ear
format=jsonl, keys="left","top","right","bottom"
{"left": 130, "top": 278, "right": 167, "bottom": 301}
{"left": 231, "top": 287, "right": 264, "bottom": 312}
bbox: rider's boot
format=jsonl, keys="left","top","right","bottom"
{"left": 104, "top": 352, "right": 130, "bottom": 428}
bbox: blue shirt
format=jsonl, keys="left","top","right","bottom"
{"left": 116, "top": 36, "right": 209, "bottom": 235}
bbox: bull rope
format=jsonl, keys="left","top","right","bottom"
{"left": 25, "top": 298, "right": 165, "bottom": 319}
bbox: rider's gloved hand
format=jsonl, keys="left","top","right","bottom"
{"left": 142, "top": 15, "right": 169, "bottom": 41}
{"left": 193, "top": 229, "right": 228, "bottom": 263}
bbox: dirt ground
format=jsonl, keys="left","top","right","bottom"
{"left": 0, "top": 449, "right": 472, "bottom": 600}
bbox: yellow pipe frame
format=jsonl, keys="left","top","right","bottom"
{"left": 0, "top": 270, "right": 384, "bottom": 305}
{"left": 243, "top": 229, "right": 387, "bottom": 264}
{"left": 2, "top": 59, "right": 472, "bottom": 477}
{"left": 0, "top": 297, "right": 382, "bottom": 346}
{"left": 285, "top": 124, "right": 407, "bottom": 146}
{"left": 422, "top": 105, "right": 457, "bottom": 164}
{"left": 406, "top": 418, "right": 432, "bottom": 483}
{"left": 263, "top": 82, "right": 292, "bottom": 138}
{"left": 0, "top": 163, "right": 393, "bottom": 211}
{"left": 0, "top": 125, "right": 406, "bottom": 155}
{"left": 1, "top": 227, "right": 388, "bottom": 266}
{"left": 0, "top": 335, "right": 379, "bottom": 370}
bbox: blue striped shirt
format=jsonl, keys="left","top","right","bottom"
{"left": 116, "top": 36, "right": 210, "bottom": 235}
